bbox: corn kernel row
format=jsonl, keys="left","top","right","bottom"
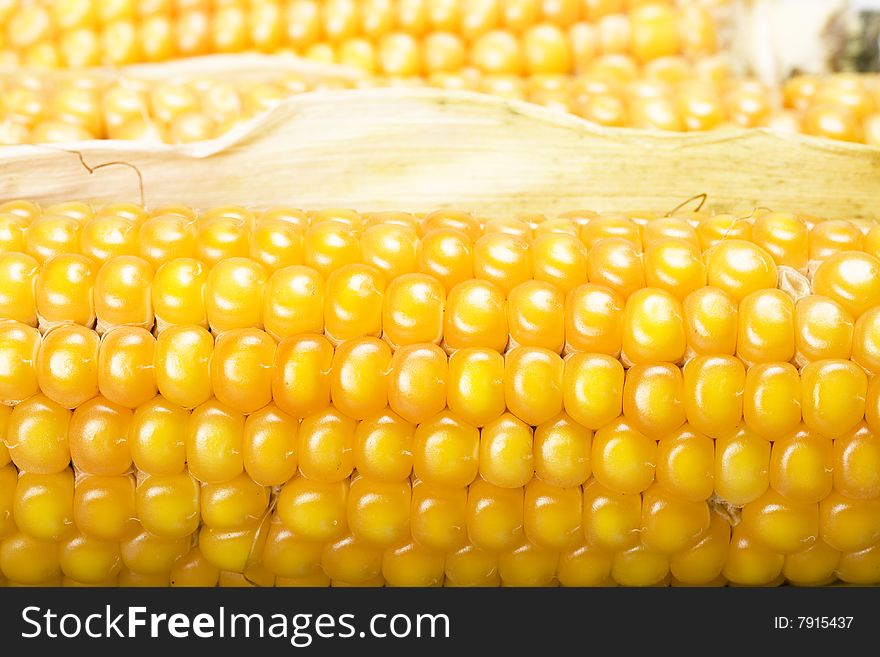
{"left": 0, "top": 0, "right": 720, "bottom": 71}
{"left": 2, "top": 465, "right": 879, "bottom": 587}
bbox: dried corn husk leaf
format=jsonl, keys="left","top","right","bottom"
{"left": 1, "top": 87, "right": 879, "bottom": 219}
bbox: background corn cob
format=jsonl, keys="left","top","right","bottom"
{"left": 0, "top": 0, "right": 722, "bottom": 72}
{"left": 1, "top": 202, "right": 880, "bottom": 587}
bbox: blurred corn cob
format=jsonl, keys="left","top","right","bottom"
{"left": 2, "top": 202, "right": 880, "bottom": 587}
{"left": 0, "top": 0, "right": 723, "bottom": 72}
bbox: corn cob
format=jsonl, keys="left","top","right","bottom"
{"left": 0, "top": 0, "right": 720, "bottom": 72}
{"left": 2, "top": 203, "right": 880, "bottom": 587}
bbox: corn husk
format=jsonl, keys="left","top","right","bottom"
{"left": 1, "top": 86, "right": 879, "bottom": 220}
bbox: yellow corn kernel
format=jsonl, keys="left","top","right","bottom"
{"left": 13, "top": 469, "right": 74, "bottom": 540}
{"left": 444, "top": 541, "right": 500, "bottom": 587}
{"left": 348, "top": 476, "right": 411, "bottom": 547}
{"left": 833, "top": 423, "right": 880, "bottom": 499}
{"left": 137, "top": 214, "right": 197, "bottom": 267}
{"left": 94, "top": 255, "right": 153, "bottom": 330}
{"left": 205, "top": 257, "right": 267, "bottom": 333}
{"left": 276, "top": 572, "right": 331, "bottom": 587}
{"left": 136, "top": 471, "right": 200, "bottom": 539}
{"left": 682, "top": 355, "right": 745, "bottom": 438}
{"left": 810, "top": 220, "right": 864, "bottom": 262}
{"left": 272, "top": 334, "right": 333, "bottom": 419}
{"left": 682, "top": 286, "right": 737, "bottom": 356}
{"left": 298, "top": 407, "right": 356, "bottom": 482}
{"left": 502, "top": 281, "right": 562, "bottom": 352}
{"left": 58, "top": 533, "right": 122, "bottom": 584}
{"left": 0, "top": 253, "right": 39, "bottom": 325}
{"left": 476, "top": 412, "right": 532, "bottom": 488}
{"left": 523, "top": 478, "right": 582, "bottom": 550}
{"left": 242, "top": 404, "right": 298, "bottom": 487}
{"left": 413, "top": 410, "right": 479, "bottom": 488}
{"left": 36, "top": 323, "right": 99, "bottom": 409}
{"left": 278, "top": 476, "right": 348, "bottom": 543}
{"left": 533, "top": 412, "right": 591, "bottom": 487}
{"left": 68, "top": 396, "right": 131, "bottom": 476}
{"left": 382, "top": 539, "right": 445, "bottom": 587}
{"left": 417, "top": 228, "right": 473, "bottom": 293}
{"left": 80, "top": 214, "right": 137, "bottom": 264}
{"left": 0, "top": 212, "right": 27, "bottom": 252}
{"left": 470, "top": 232, "right": 529, "bottom": 295}
{"left": 556, "top": 542, "right": 613, "bottom": 587}
{"left": 742, "top": 362, "right": 801, "bottom": 439}
{"left": 853, "top": 306, "right": 880, "bottom": 375}
{"left": 325, "top": 264, "right": 385, "bottom": 343}
{"left": 97, "top": 326, "right": 157, "bottom": 409}
{"left": 580, "top": 216, "right": 640, "bottom": 249}
{"left": 704, "top": 239, "right": 777, "bottom": 302}
{"left": 770, "top": 426, "right": 833, "bottom": 504}
{"left": 0, "top": 201, "right": 40, "bottom": 222}
{"left": 360, "top": 222, "right": 418, "bottom": 281}
{"left": 6, "top": 393, "right": 71, "bottom": 474}
{"left": 446, "top": 347, "right": 505, "bottom": 427}
{"left": 741, "top": 488, "right": 819, "bottom": 554}
{"left": 350, "top": 412, "right": 413, "bottom": 484}
{"left": 329, "top": 337, "right": 391, "bottom": 420}
{"left": 622, "top": 287, "right": 685, "bottom": 364}
{"left": 694, "top": 214, "right": 751, "bottom": 251}
{"left": 736, "top": 289, "right": 795, "bottom": 366}
{"left": 591, "top": 418, "right": 656, "bottom": 495}
{"left": 801, "top": 359, "right": 867, "bottom": 439}
{"left": 444, "top": 279, "right": 508, "bottom": 352}
{"left": 498, "top": 537, "right": 558, "bottom": 587}
{"left": 467, "top": 478, "right": 524, "bottom": 552}
{"left": 782, "top": 539, "right": 840, "bottom": 586}
{"left": 0, "top": 463, "right": 14, "bottom": 538}
{"left": 722, "top": 524, "right": 785, "bottom": 586}
{"left": 837, "top": 543, "right": 880, "bottom": 585}
{"left": 641, "top": 483, "right": 710, "bottom": 554}
{"left": 527, "top": 232, "right": 586, "bottom": 293}
{"left": 611, "top": 544, "right": 669, "bottom": 587}
{"left": 382, "top": 273, "right": 445, "bottom": 347}
{"left": 186, "top": 399, "right": 244, "bottom": 484}
{"left": 211, "top": 328, "right": 275, "bottom": 414}
{"left": 564, "top": 283, "right": 623, "bottom": 355}
{"left": 73, "top": 474, "right": 136, "bottom": 541}
{"left": 586, "top": 238, "right": 645, "bottom": 300}
{"left": 261, "top": 519, "right": 323, "bottom": 579}
{"left": 304, "top": 220, "right": 360, "bottom": 278}
{"left": 655, "top": 424, "right": 714, "bottom": 502}
{"left": 819, "top": 490, "right": 880, "bottom": 553}
{"left": 411, "top": 479, "right": 467, "bottom": 551}
{"left": 170, "top": 546, "right": 221, "bottom": 587}
{"left": 201, "top": 472, "right": 268, "bottom": 531}
{"left": 388, "top": 343, "right": 447, "bottom": 424}
{"left": 0, "top": 321, "right": 40, "bottom": 405}
{"left": 750, "top": 212, "right": 809, "bottom": 270}
{"left": 622, "top": 363, "right": 684, "bottom": 439}
{"left": 812, "top": 251, "right": 880, "bottom": 318}
{"left": 151, "top": 258, "right": 208, "bottom": 328}
{"left": 505, "top": 346, "right": 564, "bottom": 426}
{"left": 154, "top": 325, "right": 213, "bottom": 409}
{"left": 321, "top": 534, "right": 382, "bottom": 584}
{"left": 118, "top": 569, "right": 169, "bottom": 586}
{"left": 714, "top": 426, "right": 770, "bottom": 506}
{"left": 643, "top": 238, "right": 706, "bottom": 300}
{"left": 562, "top": 352, "right": 624, "bottom": 430}
{"left": 669, "top": 511, "right": 730, "bottom": 585}
{"left": 0, "top": 533, "right": 62, "bottom": 585}
{"left": 24, "top": 214, "right": 82, "bottom": 264}
{"left": 249, "top": 218, "right": 304, "bottom": 272}
{"left": 34, "top": 253, "right": 96, "bottom": 328}
{"left": 198, "top": 524, "right": 260, "bottom": 573}
{"left": 196, "top": 212, "right": 251, "bottom": 266}
{"left": 263, "top": 265, "right": 325, "bottom": 340}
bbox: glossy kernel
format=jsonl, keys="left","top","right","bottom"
{"left": 242, "top": 404, "right": 299, "bottom": 487}
{"left": 298, "top": 407, "right": 356, "bottom": 483}
{"left": 562, "top": 352, "right": 624, "bottom": 430}
{"left": 186, "top": 399, "right": 244, "bottom": 484}
{"left": 272, "top": 334, "right": 334, "bottom": 419}
{"left": 714, "top": 426, "right": 771, "bottom": 506}
{"left": 655, "top": 425, "right": 714, "bottom": 502}
{"left": 770, "top": 427, "right": 833, "bottom": 504}
{"left": 154, "top": 325, "right": 213, "bottom": 409}
{"left": 591, "top": 418, "right": 656, "bottom": 495}
{"left": 564, "top": 283, "right": 623, "bottom": 355}
{"left": 382, "top": 273, "right": 445, "bottom": 347}
{"left": 812, "top": 251, "right": 880, "bottom": 318}
{"left": 800, "top": 359, "right": 867, "bottom": 439}
{"left": 743, "top": 362, "right": 802, "bottom": 439}
{"left": 622, "top": 363, "right": 684, "bottom": 439}
{"left": 704, "top": 239, "right": 777, "bottom": 302}
{"left": 325, "top": 264, "right": 385, "bottom": 343}
{"left": 97, "top": 327, "right": 157, "bottom": 409}
{"left": 446, "top": 348, "right": 505, "bottom": 427}
{"left": 622, "top": 287, "right": 685, "bottom": 364}
{"left": 413, "top": 411, "right": 480, "bottom": 488}
{"left": 444, "top": 279, "right": 508, "bottom": 352}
